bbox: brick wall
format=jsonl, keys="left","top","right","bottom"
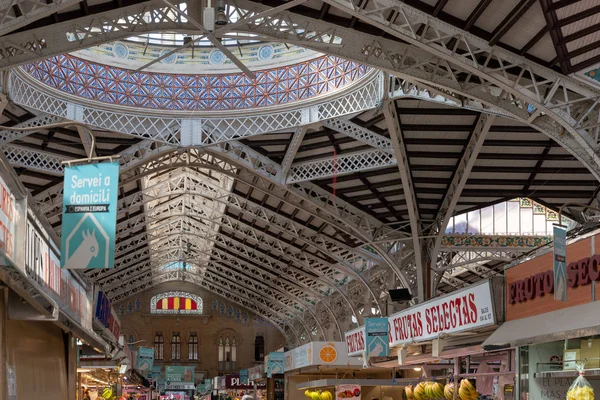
{"left": 115, "top": 282, "right": 285, "bottom": 379}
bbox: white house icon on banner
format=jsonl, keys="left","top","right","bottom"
{"left": 64, "top": 213, "right": 110, "bottom": 269}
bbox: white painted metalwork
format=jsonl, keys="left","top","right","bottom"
{"left": 0, "top": 0, "right": 82, "bottom": 37}
{"left": 9, "top": 68, "right": 382, "bottom": 145}
{"left": 322, "top": 119, "right": 392, "bottom": 150}
{"left": 384, "top": 100, "right": 425, "bottom": 301}
{"left": 3, "top": 143, "right": 66, "bottom": 173}
{"left": 1, "top": 0, "right": 599, "bottom": 183}
{"left": 288, "top": 149, "right": 396, "bottom": 183}
{"left": 427, "top": 115, "right": 495, "bottom": 296}
{"left": 0, "top": 113, "right": 64, "bottom": 144}
{"left": 280, "top": 126, "right": 307, "bottom": 183}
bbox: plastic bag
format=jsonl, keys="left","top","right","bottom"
{"left": 567, "top": 364, "right": 594, "bottom": 400}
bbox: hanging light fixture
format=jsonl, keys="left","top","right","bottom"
{"left": 215, "top": 0, "right": 227, "bottom": 25}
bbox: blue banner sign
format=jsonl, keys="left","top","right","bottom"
{"left": 61, "top": 162, "right": 119, "bottom": 269}
{"left": 554, "top": 225, "right": 567, "bottom": 301}
{"left": 166, "top": 365, "right": 195, "bottom": 382}
{"left": 148, "top": 365, "right": 162, "bottom": 386}
{"left": 240, "top": 369, "right": 249, "bottom": 385}
{"left": 137, "top": 347, "right": 155, "bottom": 374}
{"left": 365, "top": 317, "right": 389, "bottom": 358}
{"left": 267, "top": 352, "right": 284, "bottom": 377}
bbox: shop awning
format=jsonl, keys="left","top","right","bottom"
{"left": 482, "top": 301, "right": 600, "bottom": 350}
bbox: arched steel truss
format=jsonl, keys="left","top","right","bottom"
{"left": 2, "top": 0, "right": 600, "bottom": 343}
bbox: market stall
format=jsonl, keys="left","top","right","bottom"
{"left": 266, "top": 352, "right": 285, "bottom": 400}
{"left": 249, "top": 364, "right": 267, "bottom": 400}
{"left": 163, "top": 366, "right": 197, "bottom": 399}
{"left": 341, "top": 278, "right": 514, "bottom": 400}
{"left": 483, "top": 228, "right": 600, "bottom": 400}
{"left": 217, "top": 373, "right": 267, "bottom": 400}
{"left": 284, "top": 341, "right": 372, "bottom": 400}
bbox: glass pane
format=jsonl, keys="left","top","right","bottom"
{"left": 480, "top": 206, "right": 494, "bottom": 234}
{"left": 454, "top": 213, "right": 467, "bottom": 234}
{"left": 507, "top": 201, "right": 520, "bottom": 234}
{"left": 534, "top": 214, "right": 547, "bottom": 234}
{"left": 468, "top": 211, "right": 480, "bottom": 234}
{"left": 521, "top": 208, "right": 533, "bottom": 234}
{"left": 445, "top": 216, "right": 454, "bottom": 234}
{"left": 494, "top": 203, "right": 507, "bottom": 234}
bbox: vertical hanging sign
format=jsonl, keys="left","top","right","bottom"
{"left": 61, "top": 162, "right": 119, "bottom": 269}
{"left": 365, "top": 317, "right": 389, "bottom": 358}
{"left": 553, "top": 225, "right": 567, "bottom": 301}
{"left": 137, "top": 347, "right": 155, "bottom": 375}
{"left": 240, "top": 369, "right": 249, "bottom": 385}
{"left": 267, "top": 352, "right": 284, "bottom": 377}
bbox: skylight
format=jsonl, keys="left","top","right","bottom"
{"left": 445, "top": 198, "right": 576, "bottom": 236}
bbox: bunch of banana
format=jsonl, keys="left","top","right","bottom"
{"left": 427, "top": 382, "right": 445, "bottom": 399}
{"left": 413, "top": 382, "right": 427, "bottom": 400}
{"left": 411, "top": 381, "right": 445, "bottom": 400}
{"left": 405, "top": 385, "right": 415, "bottom": 400}
{"left": 305, "top": 390, "right": 323, "bottom": 400}
{"left": 321, "top": 391, "right": 333, "bottom": 400}
{"left": 458, "top": 380, "right": 478, "bottom": 400}
{"left": 566, "top": 385, "right": 594, "bottom": 400}
{"left": 444, "top": 383, "right": 454, "bottom": 400}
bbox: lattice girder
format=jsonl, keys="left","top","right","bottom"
{"left": 3, "top": 0, "right": 600, "bottom": 179}
{"left": 107, "top": 171, "right": 380, "bottom": 269}
{"left": 9, "top": 68, "right": 382, "bottom": 146}
{"left": 103, "top": 226, "right": 360, "bottom": 329}
{"left": 114, "top": 268, "right": 296, "bottom": 342}
{"left": 101, "top": 186, "right": 376, "bottom": 284}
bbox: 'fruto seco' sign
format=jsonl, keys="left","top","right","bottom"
{"left": 345, "top": 281, "right": 496, "bottom": 353}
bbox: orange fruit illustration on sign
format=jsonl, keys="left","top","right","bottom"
{"left": 319, "top": 343, "right": 338, "bottom": 363}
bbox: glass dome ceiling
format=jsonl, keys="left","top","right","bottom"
{"left": 17, "top": 2, "right": 371, "bottom": 113}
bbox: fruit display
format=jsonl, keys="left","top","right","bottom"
{"left": 458, "top": 379, "right": 478, "bottom": 400}
{"left": 405, "top": 385, "right": 415, "bottom": 400}
{"left": 305, "top": 390, "right": 335, "bottom": 400}
{"left": 444, "top": 383, "right": 454, "bottom": 400}
{"left": 566, "top": 385, "right": 594, "bottom": 400}
{"left": 408, "top": 381, "right": 446, "bottom": 400}
{"left": 567, "top": 368, "right": 595, "bottom": 400}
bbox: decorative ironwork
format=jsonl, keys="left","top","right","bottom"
{"left": 24, "top": 54, "right": 369, "bottom": 111}
{"left": 441, "top": 235, "right": 553, "bottom": 249}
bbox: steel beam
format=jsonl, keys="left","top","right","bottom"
{"left": 3, "top": 0, "right": 600, "bottom": 181}
{"left": 427, "top": 115, "right": 495, "bottom": 296}
{"left": 0, "top": 113, "right": 64, "bottom": 144}
{"left": 384, "top": 100, "right": 425, "bottom": 302}
{"left": 0, "top": 0, "right": 83, "bottom": 37}
{"left": 280, "top": 126, "right": 307, "bottom": 183}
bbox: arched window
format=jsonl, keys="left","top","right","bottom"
{"left": 154, "top": 332, "right": 164, "bottom": 360}
{"left": 150, "top": 292, "right": 203, "bottom": 314}
{"left": 128, "top": 335, "right": 135, "bottom": 351}
{"left": 171, "top": 332, "right": 181, "bottom": 360}
{"left": 217, "top": 332, "right": 238, "bottom": 373}
{"left": 254, "top": 335, "right": 264, "bottom": 361}
{"left": 188, "top": 332, "right": 198, "bottom": 360}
